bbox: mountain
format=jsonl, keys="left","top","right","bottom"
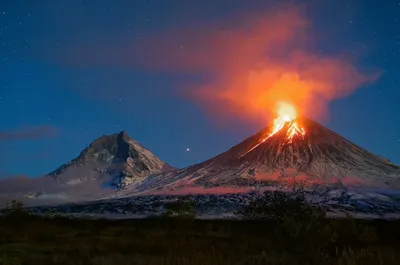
{"left": 3, "top": 119, "right": 400, "bottom": 218}
{"left": 0, "top": 131, "right": 172, "bottom": 207}
{"left": 48, "top": 130, "right": 172, "bottom": 189}
{"left": 133, "top": 117, "right": 400, "bottom": 193}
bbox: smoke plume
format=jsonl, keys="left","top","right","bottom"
{"left": 132, "top": 4, "right": 380, "bottom": 125}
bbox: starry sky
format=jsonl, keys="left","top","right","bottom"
{"left": 0, "top": 0, "right": 399, "bottom": 177}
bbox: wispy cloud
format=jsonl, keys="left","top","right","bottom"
{"left": 0, "top": 126, "right": 58, "bottom": 141}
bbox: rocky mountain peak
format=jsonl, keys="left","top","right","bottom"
{"left": 117, "top": 130, "right": 129, "bottom": 139}
{"left": 48, "top": 131, "right": 172, "bottom": 189}
{"left": 74, "top": 130, "right": 139, "bottom": 163}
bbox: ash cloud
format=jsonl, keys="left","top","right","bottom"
{"left": 129, "top": 4, "right": 380, "bottom": 124}
{"left": 0, "top": 126, "right": 58, "bottom": 141}
{"left": 57, "top": 3, "right": 380, "bottom": 125}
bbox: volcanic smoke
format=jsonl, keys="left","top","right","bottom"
{"left": 132, "top": 4, "right": 380, "bottom": 126}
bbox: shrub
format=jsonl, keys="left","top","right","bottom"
{"left": 3, "top": 200, "right": 24, "bottom": 215}
{"left": 162, "top": 198, "right": 197, "bottom": 219}
{"left": 238, "top": 185, "right": 337, "bottom": 263}
{"left": 237, "top": 185, "right": 325, "bottom": 221}
{"left": 1, "top": 200, "right": 33, "bottom": 222}
{"left": 331, "top": 215, "right": 378, "bottom": 245}
{"left": 44, "top": 209, "right": 62, "bottom": 219}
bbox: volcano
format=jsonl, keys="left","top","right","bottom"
{"left": 133, "top": 117, "right": 400, "bottom": 193}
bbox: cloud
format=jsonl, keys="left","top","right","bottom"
{"left": 0, "top": 126, "right": 58, "bottom": 141}
{"left": 0, "top": 175, "right": 61, "bottom": 206}
{"left": 57, "top": 3, "right": 380, "bottom": 126}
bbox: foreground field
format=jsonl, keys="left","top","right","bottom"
{"left": 1, "top": 213, "right": 400, "bottom": 265}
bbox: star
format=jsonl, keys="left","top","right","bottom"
{"left": 186, "top": 148, "right": 190, "bottom": 152}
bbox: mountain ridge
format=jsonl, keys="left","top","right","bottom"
{"left": 2, "top": 118, "right": 400, "bottom": 214}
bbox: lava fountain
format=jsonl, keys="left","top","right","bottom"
{"left": 239, "top": 101, "right": 305, "bottom": 158}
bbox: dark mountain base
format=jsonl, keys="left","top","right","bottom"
{"left": 22, "top": 185, "right": 400, "bottom": 219}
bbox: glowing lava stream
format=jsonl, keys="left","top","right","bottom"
{"left": 239, "top": 102, "right": 306, "bottom": 158}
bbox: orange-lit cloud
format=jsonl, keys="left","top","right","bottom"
{"left": 120, "top": 4, "right": 381, "bottom": 125}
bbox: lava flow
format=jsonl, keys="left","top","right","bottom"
{"left": 239, "top": 102, "right": 305, "bottom": 158}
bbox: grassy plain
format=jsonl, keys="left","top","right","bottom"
{"left": 0, "top": 212, "right": 400, "bottom": 265}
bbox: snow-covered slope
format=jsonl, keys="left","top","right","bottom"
{"left": 24, "top": 186, "right": 400, "bottom": 220}
{"left": 131, "top": 117, "right": 400, "bottom": 193}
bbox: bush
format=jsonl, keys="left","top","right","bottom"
{"left": 44, "top": 209, "right": 62, "bottom": 219}
{"left": 162, "top": 198, "right": 197, "bottom": 219}
{"left": 331, "top": 215, "right": 378, "bottom": 245}
{"left": 238, "top": 185, "right": 325, "bottom": 221}
{"left": 2, "top": 200, "right": 26, "bottom": 217}
{"left": 238, "top": 185, "right": 337, "bottom": 263}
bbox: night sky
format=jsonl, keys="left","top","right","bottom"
{"left": 1, "top": 0, "right": 399, "bottom": 177}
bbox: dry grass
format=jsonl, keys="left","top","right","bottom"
{"left": 0, "top": 213, "right": 400, "bottom": 265}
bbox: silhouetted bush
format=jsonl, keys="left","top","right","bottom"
{"left": 44, "top": 208, "right": 63, "bottom": 219}
{"left": 2, "top": 200, "right": 29, "bottom": 219}
{"left": 237, "top": 185, "right": 337, "bottom": 263}
{"left": 238, "top": 185, "right": 325, "bottom": 220}
{"left": 331, "top": 215, "right": 378, "bottom": 245}
{"left": 162, "top": 198, "right": 197, "bottom": 219}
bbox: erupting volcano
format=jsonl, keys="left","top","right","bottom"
{"left": 239, "top": 102, "right": 306, "bottom": 158}
{"left": 134, "top": 102, "right": 400, "bottom": 192}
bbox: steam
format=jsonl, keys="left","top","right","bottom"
{"left": 132, "top": 4, "right": 380, "bottom": 125}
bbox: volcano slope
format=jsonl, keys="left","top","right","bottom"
{"left": 133, "top": 117, "right": 400, "bottom": 193}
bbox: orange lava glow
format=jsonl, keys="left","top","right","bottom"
{"left": 239, "top": 102, "right": 305, "bottom": 158}
{"left": 269, "top": 101, "right": 305, "bottom": 143}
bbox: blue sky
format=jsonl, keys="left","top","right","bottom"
{"left": 0, "top": 0, "right": 399, "bottom": 177}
